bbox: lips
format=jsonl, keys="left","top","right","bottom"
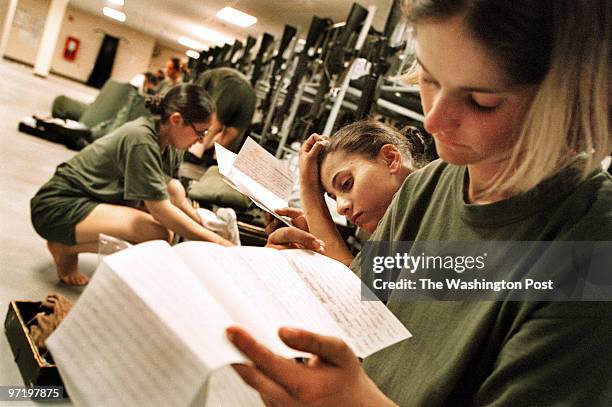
{"left": 434, "top": 133, "right": 461, "bottom": 146}
{"left": 350, "top": 212, "right": 363, "bottom": 225}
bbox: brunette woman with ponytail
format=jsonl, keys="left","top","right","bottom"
{"left": 31, "top": 84, "right": 234, "bottom": 286}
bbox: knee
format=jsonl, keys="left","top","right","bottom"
{"left": 167, "top": 179, "right": 186, "bottom": 206}
{"left": 139, "top": 222, "right": 173, "bottom": 244}
{"left": 129, "top": 215, "right": 173, "bottom": 244}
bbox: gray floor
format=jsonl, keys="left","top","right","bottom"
{"left": 0, "top": 59, "right": 99, "bottom": 403}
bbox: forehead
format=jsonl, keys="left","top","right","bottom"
{"left": 414, "top": 15, "right": 510, "bottom": 89}
{"left": 320, "top": 151, "right": 371, "bottom": 189}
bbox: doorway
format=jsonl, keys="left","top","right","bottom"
{"left": 86, "top": 34, "right": 119, "bottom": 89}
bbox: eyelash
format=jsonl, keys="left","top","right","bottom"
{"left": 422, "top": 76, "right": 500, "bottom": 113}
{"left": 421, "top": 76, "right": 438, "bottom": 87}
{"left": 341, "top": 178, "right": 353, "bottom": 192}
{"left": 468, "top": 97, "right": 500, "bottom": 113}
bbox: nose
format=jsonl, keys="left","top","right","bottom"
{"left": 423, "top": 92, "right": 460, "bottom": 135}
{"left": 336, "top": 196, "right": 353, "bottom": 217}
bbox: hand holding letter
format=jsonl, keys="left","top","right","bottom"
{"left": 228, "top": 326, "right": 397, "bottom": 407}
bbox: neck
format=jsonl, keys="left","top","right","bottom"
{"left": 465, "top": 162, "right": 513, "bottom": 204}
{"left": 399, "top": 164, "right": 413, "bottom": 182}
{"left": 158, "top": 122, "right": 170, "bottom": 151}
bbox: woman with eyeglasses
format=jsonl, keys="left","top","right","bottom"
{"left": 31, "top": 84, "right": 234, "bottom": 286}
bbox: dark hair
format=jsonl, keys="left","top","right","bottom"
{"left": 145, "top": 84, "right": 216, "bottom": 124}
{"left": 143, "top": 72, "right": 159, "bottom": 86}
{"left": 405, "top": 0, "right": 553, "bottom": 85}
{"left": 170, "top": 57, "right": 181, "bottom": 71}
{"left": 400, "top": 125, "right": 438, "bottom": 168}
{"left": 318, "top": 120, "right": 432, "bottom": 170}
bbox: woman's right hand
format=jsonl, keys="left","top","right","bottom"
{"left": 228, "top": 327, "right": 397, "bottom": 407}
{"left": 300, "top": 133, "right": 329, "bottom": 195}
{"left": 264, "top": 207, "right": 309, "bottom": 235}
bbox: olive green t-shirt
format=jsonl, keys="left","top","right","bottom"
{"left": 194, "top": 67, "right": 256, "bottom": 141}
{"left": 56, "top": 116, "right": 182, "bottom": 207}
{"left": 353, "top": 160, "right": 612, "bottom": 406}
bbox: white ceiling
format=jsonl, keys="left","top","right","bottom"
{"left": 68, "top": 0, "right": 393, "bottom": 52}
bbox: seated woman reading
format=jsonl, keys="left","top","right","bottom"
{"left": 228, "top": 0, "right": 612, "bottom": 405}
{"left": 31, "top": 84, "right": 234, "bottom": 286}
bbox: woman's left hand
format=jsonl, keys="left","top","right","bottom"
{"left": 227, "top": 326, "right": 397, "bottom": 407}
{"left": 264, "top": 207, "right": 309, "bottom": 236}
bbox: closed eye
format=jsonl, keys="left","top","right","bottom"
{"left": 341, "top": 177, "right": 353, "bottom": 192}
{"left": 468, "top": 95, "right": 502, "bottom": 112}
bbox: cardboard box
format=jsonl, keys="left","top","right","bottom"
{"left": 4, "top": 301, "right": 65, "bottom": 388}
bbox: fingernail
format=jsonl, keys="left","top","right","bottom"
{"left": 316, "top": 239, "right": 325, "bottom": 248}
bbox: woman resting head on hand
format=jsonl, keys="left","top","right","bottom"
{"left": 269, "top": 120, "right": 435, "bottom": 264}
{"left": 316, "top": 120, "right": 434, "bottom": 233}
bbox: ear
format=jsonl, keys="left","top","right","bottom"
{"left": 168, "top": 112, "right": 183, "bottom": 126}
{"left": 379, "top": 144, "right": 402, "bottom": 174}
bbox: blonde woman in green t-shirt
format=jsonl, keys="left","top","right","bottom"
{"left": 31, "top": 84, "right": 233, "bottom": 286}
{"left": 226, "top": 0, "right": 611, "bottom": 405}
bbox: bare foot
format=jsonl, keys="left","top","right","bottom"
{"left": 46, "top": 241, "right": 89, "bottom": 286}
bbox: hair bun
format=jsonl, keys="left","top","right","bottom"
{"left": 401, "top": 125, "right": 438, "bottom": 166}
{"left": 145, "top": 95, "right": 164, "bottom": 115}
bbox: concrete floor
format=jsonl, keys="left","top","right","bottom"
{"left": 0, "top": 59, "right": 99, "bottom": 403}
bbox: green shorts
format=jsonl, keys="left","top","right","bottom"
{"left": 30, "top": 175, "right": 99, "bottom": 246}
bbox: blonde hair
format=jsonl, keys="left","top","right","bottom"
{"left": 403, "top": 0, "right": 611, "bottom": 196}
{"left": 497, "top": 1, "right": 611, "bottom": 195}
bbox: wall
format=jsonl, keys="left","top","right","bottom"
{"left": 148, "top": 43, "right": 185, "bottom": 73}
{"left": 4, "top": 0, "right": 47, "bottom": 65}
{"left": 3, "top": 0, "right": 156, "bottom": 83}
{"left": 0, "top": 0, "right": 11, "bottom": 35}
{"left": 50, "top": 7, "right": 155, "bottom": 82}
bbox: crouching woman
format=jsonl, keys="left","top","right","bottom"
{"left": 31, "top": 84, "right": 233, "bottom": 286}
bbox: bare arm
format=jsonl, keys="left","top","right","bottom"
{"left": 167, "top": 179, "right": 200, "bottom": 223}
{"left": 145, "top": 199, "right": 233, "bottom": 246}
{"left": 300, "top": 134, "right": 354, "bottom": 266}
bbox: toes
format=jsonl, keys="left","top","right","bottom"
{"left": 60, "top": 273, "right": 89, "bottom": 286}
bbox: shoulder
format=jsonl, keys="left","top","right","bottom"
{"left": 393, "top": 159, "right": 459, "bottom": 213}
{"left": 554, "top": 170, "right": 612, "bottom": 240}
{"left": 372, "top": 160, "right": 459, "bottom": 241}
{"left": 118, "top": 117, "right": 157, "bottom": 139}
{"left": 398, "top": 160, "right": 453, "bottom": 194}
{"left": 105, "top": 117, "right": 159, "bottom": 154}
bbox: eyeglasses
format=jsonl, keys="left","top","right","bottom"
{"left": 189, "top": 122, "right": 209, "bottom": 142}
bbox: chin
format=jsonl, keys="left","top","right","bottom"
{"left": 436, "top": 145, "right": 471, "bottom": 165}
{"left": 360, "top": 221, "right": 377, "bottom": 234}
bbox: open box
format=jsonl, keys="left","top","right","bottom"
{"left": 4, "top": 301, "right": 65, "bottom": 389}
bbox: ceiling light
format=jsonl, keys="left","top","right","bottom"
{"left": 102, "top": 7, "right": 126, "bottom": 22}
{"left": 216, "top": 7, "right": 257, "bottom": 27}
{"left": 192, "top": 26, "right": 234, "bottom": 46}
{"left": 186, "top": 50, "right": 200, "bottom": 59}
{"left": 178, "top": 36, "right": 204, "bottom": 50}
{"left": 108, "top": 0, "right": 124, "bottom": 6}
